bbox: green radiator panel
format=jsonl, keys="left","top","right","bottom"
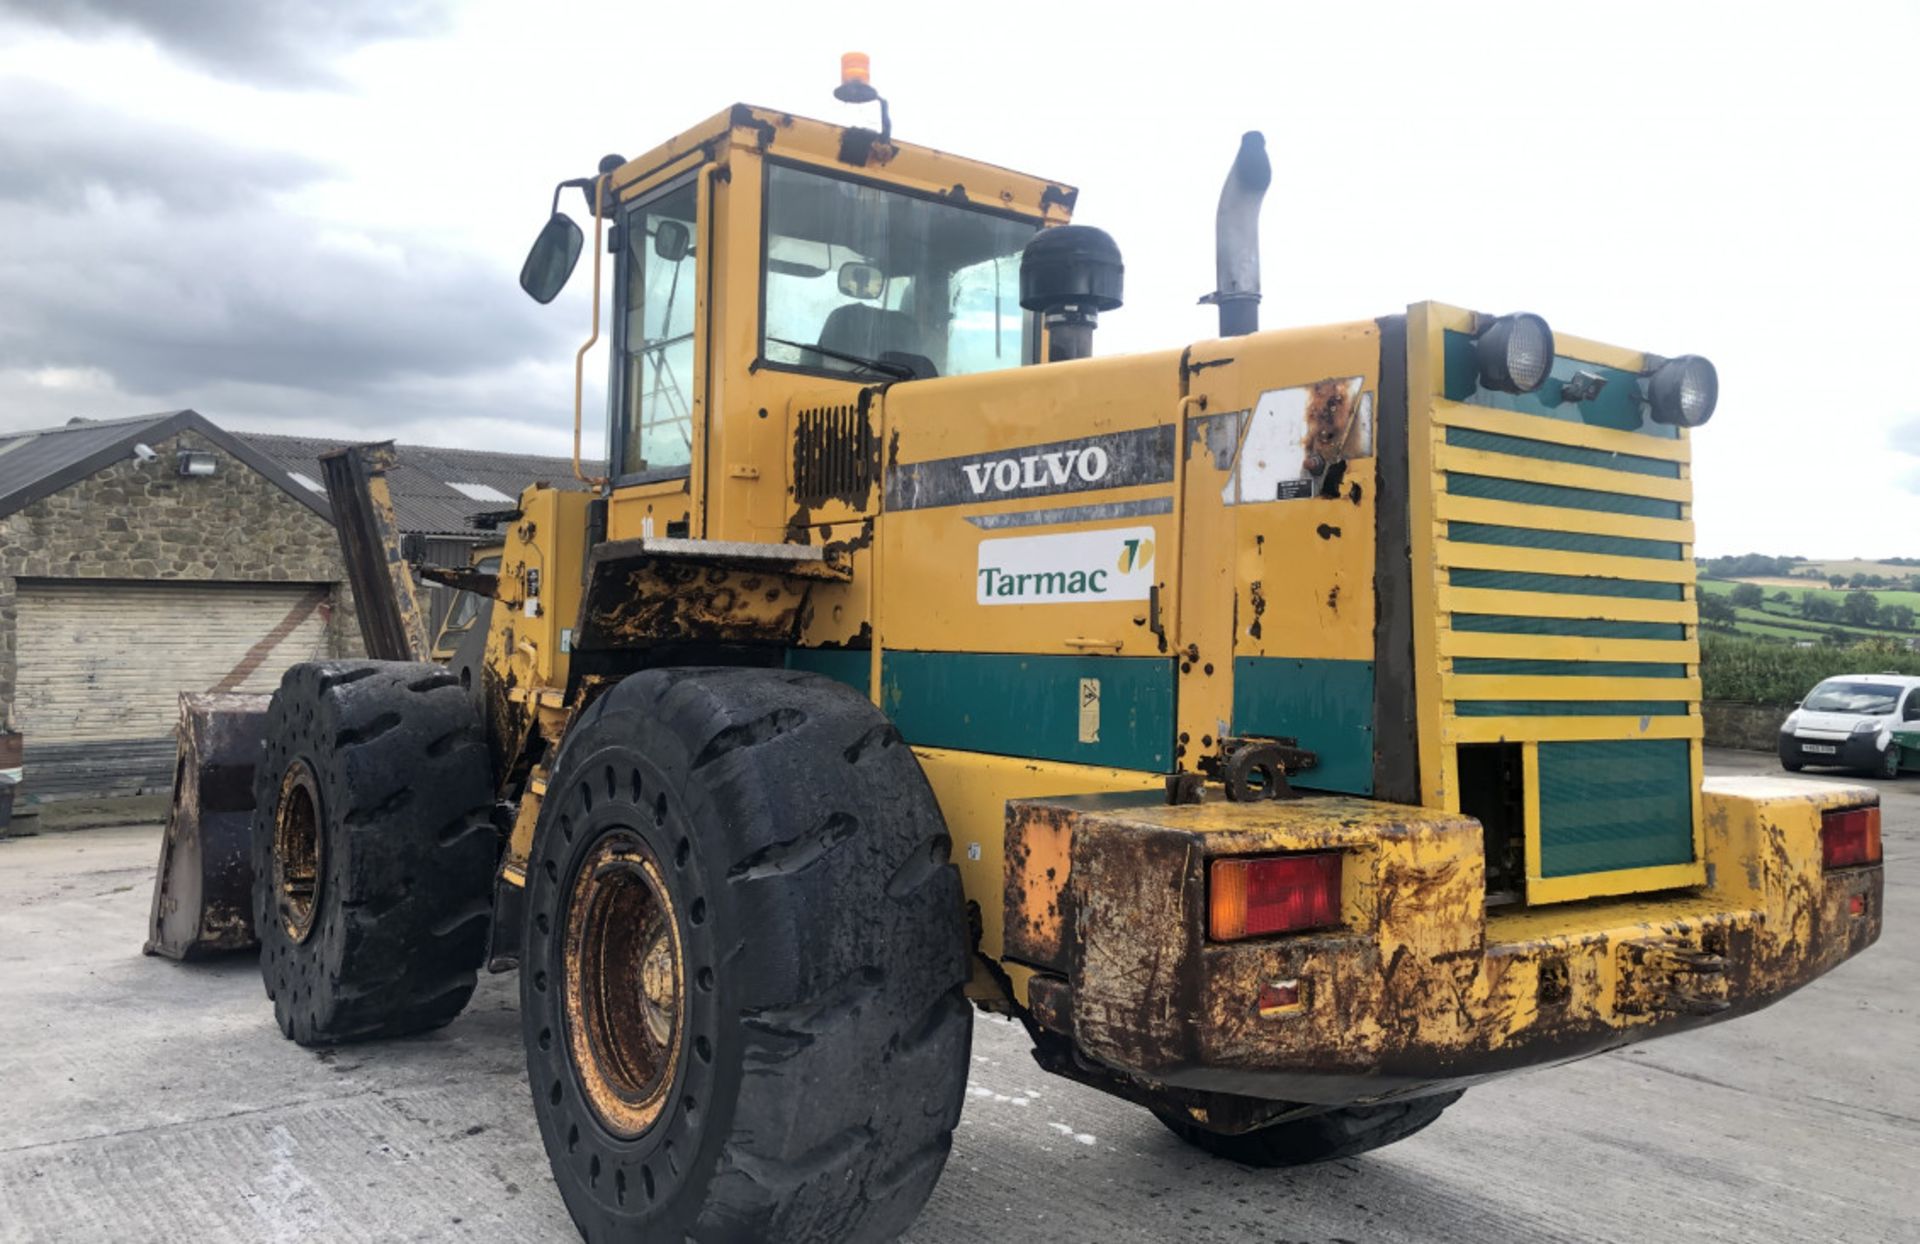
{"left": 1450, "top": 614, "right": 1686, "bottom": 641}
{"left": 1443, "top": 425, "right": 1681, "bottom": 478}
{"left": 1231, "top": 657, "right": 1375, "bottom": 796}
{"left": 1445, "top": 473, "right": 1684, "bottom": 520}
{"left": 1536, "top": 739, "right": 1694, "bottom": 878}
{"left": 1447, "top": 520, "right": 1683, "bottom": 562}
{"left": 1456, "top": 700, "right": 1690, "bottom": 718}
{"left": 880, "top": 651, "right": 1173, "bottom": 771}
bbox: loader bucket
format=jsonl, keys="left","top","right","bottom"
{"left": 143, "top": 693, "right": 272, "bottom": 960}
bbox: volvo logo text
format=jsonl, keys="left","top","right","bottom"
{"left": 960, "top": 447, "right": 1110, "bottom": 497}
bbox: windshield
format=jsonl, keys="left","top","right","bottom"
{"left": 761, "top": 162, "right": 1039, "bottom": 380}
{"left": 1803, "top": 680, "right": 1901, "bottom": 715}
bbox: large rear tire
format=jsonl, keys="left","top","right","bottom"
{"left": 251, "top": 660, "right": 496, "bottom": 1046}
{"left": 521, "top": 667, "right": 970, "bottom": 1243}
{"left": 1152, "top": 1091, "right": 1462, "bottom": 1168}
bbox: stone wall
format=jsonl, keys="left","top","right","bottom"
{"left": 0, "top": 427, "right": 362, "bottom": 725}
{"left": 1703, "top": 701, "right": 1792, "bottom": 753}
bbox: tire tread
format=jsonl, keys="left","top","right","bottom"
{"left": 251, "top": 659, "right": 495, "bottom": 1047}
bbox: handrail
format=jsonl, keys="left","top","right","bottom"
{"left": 572, "top": 175, "right": 610, "bottom": 490}
{"left": 1164, "top": 393, "right": 1206, "bottom": 656}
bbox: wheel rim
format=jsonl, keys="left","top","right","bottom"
{"left": 563, "top": 829, "right": 685, "bottom": 1139}
{"left": 273, "top": 760, "right": 324, "bottom": 943}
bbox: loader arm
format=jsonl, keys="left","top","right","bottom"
{"left": 319, "top": 442, "right": 431, "bottom": 663}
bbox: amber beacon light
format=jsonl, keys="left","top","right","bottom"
{"left": 835, "top": 52, "right": 877, "bottom": 103}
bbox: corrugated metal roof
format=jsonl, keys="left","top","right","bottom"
{"left": 239, "top": 432, "right": 604, "bottom": 537}
{"left": 0, "top": 411, "right": 602, "bottom": 537}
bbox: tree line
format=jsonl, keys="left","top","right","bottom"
{"left": 1695, "top": 553, "right": 1920, "bottom": 593}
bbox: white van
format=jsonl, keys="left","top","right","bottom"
{"left": 1778, "top": 673, "right": 1920, "bottom": 777}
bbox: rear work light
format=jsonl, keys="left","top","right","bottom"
{"left": 1822, "top": 805, "right": 1882, "bottom": 870}
{"left": 1210, "top": 853, "right": 1342, "bottom": 941}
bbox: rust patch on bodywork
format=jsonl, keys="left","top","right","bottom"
{"left": 1005, "top": 802, "right": 1077, "bottom": 971}
{"left": 1299, "top": 378, "right": 1356, "bottom": 477}
{"left": 574, "top": 537, "right": 850, "bottom": 650}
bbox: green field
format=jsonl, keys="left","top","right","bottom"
{"left": 1697, "top": 577, "right": 1918, "bottom": 645}
{"left": 1697, "top": 577, "right": 1920, "bottom": 613}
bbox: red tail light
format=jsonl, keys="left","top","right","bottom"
{"left": 1210, "top": 854, "right": 1342, "bottom": 940}
{"left": 1821, "top": 805, "right": 1881, "bottom": 870}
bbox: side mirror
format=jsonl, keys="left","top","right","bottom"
{"left": 838, "top": 261, "right": 885, "bottom": 300}
{"left": 519, "top": 214, "right": 583, "bottom": 304}
{"left": 654, "top": 219, "right": 691, "bottom": 263}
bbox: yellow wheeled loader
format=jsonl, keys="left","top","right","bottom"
{"left": 155, "top": 57, "right": 1882, "bottom": 1243}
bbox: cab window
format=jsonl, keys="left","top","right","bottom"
{"left": 760, "top": 163, "right": 1038, "bottom": 381}
{"left": 446, "top": 555, "right": 501, "bottom": 632}
{"left": 614, "top": 181, "right": 698, "bottom": 478}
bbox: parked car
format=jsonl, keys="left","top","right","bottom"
{"left": 1778, "top": 673, "right": 1920, "bottom": 776}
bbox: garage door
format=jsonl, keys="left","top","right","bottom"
{"left": 15, "top": 580, "right": 334, "bottom": 798}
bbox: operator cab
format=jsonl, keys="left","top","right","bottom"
{"left": 613, "top": 162, "right": 1040, "bottom": 479}
{"left": 606, "top": 144, "right": 1048, "bottom": 486}
{"left": 516, "top": 62, "right": 1084, "bottom": 542}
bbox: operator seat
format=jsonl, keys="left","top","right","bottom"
{"left": 815, "top": 305, "right": 939, "bottom": 379}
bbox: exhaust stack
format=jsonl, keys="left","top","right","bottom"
{"left": 1204, "top": 131, "right": 1271, "bottom": 338}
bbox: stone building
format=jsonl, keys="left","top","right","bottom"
{"left": 0, "top": 410, "right": 594, "bottom": 802}
{"left": 0, "top": 411, "right": 359, "bottom": 799}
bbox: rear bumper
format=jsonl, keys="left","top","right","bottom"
{"left": 1008, "top": 777, "right": 1881, "bottom": 1106}
{"left": 1779, "top": 730, "right": 1883, "bottom": 770}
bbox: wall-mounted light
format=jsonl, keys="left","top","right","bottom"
{"left": 177, "top": 449, "right": 218, "bottom": 477}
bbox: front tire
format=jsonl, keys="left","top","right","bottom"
{"left": 251, "top": 661, "right": 496, "bottom": 1046}
{"left": 1878, "top": 741, "right": 1902, "bottom": 779}
{"left": 1153, "top": 1091, "right": 1462, "bottom": 1168}
{"left": 522, "top": 668, "right": 970, "bottom": 1243}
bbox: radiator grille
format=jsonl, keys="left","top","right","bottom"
{"left": 1419, "top": 315, "right": 1705, "bottom": 904}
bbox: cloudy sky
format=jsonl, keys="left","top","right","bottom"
{"left": 0, "top": 0, "right": 1914, "bottom": 556}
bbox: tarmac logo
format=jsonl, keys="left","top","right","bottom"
{"left": 976, "top": 526, "right": 1156, "bottom": 605}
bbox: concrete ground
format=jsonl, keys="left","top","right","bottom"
{"left": 0, "top": 749, "right": 1911, "bottom": 1243}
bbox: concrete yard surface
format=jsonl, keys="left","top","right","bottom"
{"left": 0, "top": 749, "right": 1912, "bottom": 1243}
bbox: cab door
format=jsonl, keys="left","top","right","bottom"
{"left": 609, "top": 177, "right": 702, "bottom": 500}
